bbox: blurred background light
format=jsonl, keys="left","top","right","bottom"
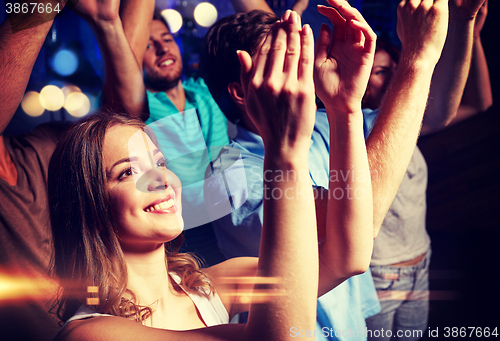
{"left": 21, "top": 92, "right": 45, "bottom": 117}
{"left": 62, "top": 85, "right": 81, "bottom": 98}
{"left": 194, "top": 2, "right": 218, "bottom": 27}
{"left": 39, "top": 85, "right": 65, "bottom": 111}
{"left": 161, "top": 9, "right": 183, "bottom": 33}
{"left": 64, "top": 92, "right": 90, "bottom": 117}
{"left": 52, "top": 49, "right": 79, "bottom": 76}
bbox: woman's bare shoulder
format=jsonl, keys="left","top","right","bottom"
{"left": 55, "top": 316, "right": 149, "bottom": 341}
{"left": 55, "top": 314, "right": 246, "bottom": 341}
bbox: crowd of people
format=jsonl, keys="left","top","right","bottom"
{"left": 0, "top": 0, "right": 491, "bottom": 340}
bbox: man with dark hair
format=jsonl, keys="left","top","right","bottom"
{"left": 202, "top": 0, "right": 450, "bottom": 339}
{"left": 139, "top": 13, "right": 229, "bottom": 231}
{"left": 141, "top": 9, "right": 184, "bottom": 96}
{"left": 202, "top": 8, "right": 380, "bottom": 339}
{"left": 200, "top": 10, "right": 277, "bottom": 126}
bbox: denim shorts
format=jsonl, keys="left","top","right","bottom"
{"left": 365, "top": 249, "right": 431, "bottom": 341}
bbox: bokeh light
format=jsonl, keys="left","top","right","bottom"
{"left": 21, "top": 92, "right": 45, "bottom": 117}
{"left": 52, "top": 49, "right": 79, "bottom": 76}
{"left": 62, "top": 85, "right": 81, "bottom": 98}
{"left": 39, "top": 85, "right": 65, "bottom": 111}
{"left": 194, "top": 2, "right": 218, "bottom": 27}
{"left": 64, "top": 92, "right": 90, "bottom": 117}
{"left": 161, "top": 9, "right": 183, "bottom": 33}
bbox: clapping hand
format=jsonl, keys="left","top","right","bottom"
{"left": 397, "top": 0, "right": 449, "bottom": 66}
{"left": 237, "top": 10, "right": 316, "bottom": 157}
{"left": 473, "top": 0, "right": 488, "bottom": 37}
{"left": 314, "top": 0, "right": 376, "bottom": 117}
{"left": 451, "top": 0, "right": 487, "bottom": 19}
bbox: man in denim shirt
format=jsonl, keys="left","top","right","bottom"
{"left": 202, "top": 0, "right": 449, "bottom": 339}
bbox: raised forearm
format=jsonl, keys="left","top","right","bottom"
{"left": 422, "top": 10, "right": 475, "bottom": 135}
{"left": 250, "top": 154, "right": 317, "bottom": 340}
{"left": 90, "top": 19, "right": 147, "bottom": 118}
{"left": 367, "top": 0, "right": 448, "bottom": 234}
{"left": 0, "top": 0, "right": 61, "bottom": 134}
{"left": 239, "top": 14, "right": 318, "bottom": 338}
{"left": 450, "top": 34, "right": 492, "bottom": 124}
{"left": 368, "top": 60, "right": 436, "bottom": 234}
{"left": 119, "top": 0, "right": 154, "bottom": 68}
{"left": 318, "top": 112, "right": 373, "bottom": 296}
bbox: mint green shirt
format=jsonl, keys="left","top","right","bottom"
{"left": 145, "top": 78, "right": 229, "bottom": 229}
{"left": 146, "top": 77, "right": 229, "bottom": 149}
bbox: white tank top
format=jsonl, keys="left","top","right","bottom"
{"left": 64, "top": 273, "right": 229, "bottom": 328}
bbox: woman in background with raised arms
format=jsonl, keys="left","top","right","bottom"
{"left": 49, "top": 6, "right": 374, "bottom": 341}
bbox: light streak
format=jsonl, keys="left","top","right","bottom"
{"left": 0, "top": 271, "right": 57, "bottom": 306}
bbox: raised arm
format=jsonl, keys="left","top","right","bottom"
{"left": 420, "top": 0, "right": 488, "bottom": 135}
{"left": 448, "top": 0, "right": 492, "bottom": 125}
{"left": 74, "top": 0, "right": 148, "bottom": 118}
{"left": 366, "top": 0, "right": 449, "bottom": 230}
{"left": 236, "top": 11, "right": 318, "bottom": 339}
{"left": 0, "top": 0, "right": 63, "bottom": 135}
{"left": 314, "top": 1, "right": 375, "bottom": 294}
{"left": 119, "top": 0, "right": 154, "bottom": 69}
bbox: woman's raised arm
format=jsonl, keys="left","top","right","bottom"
{"left": 236, "top": 11, "right": 318, "bottom": 340}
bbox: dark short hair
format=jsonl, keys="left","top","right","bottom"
{"left": 153, "top": 7, "right": 171, "bottom": 33}
{"left": 200, "top": 10, "right": 277, "bottom": 124}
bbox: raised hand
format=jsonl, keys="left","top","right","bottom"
{"left": 451, "top": 0, "right": 487, "bottom": 19}
{"left": 397, "top": 0, "right": 448, "bottom": 66}
{"left": 314, "top": 0, "right": 376, "bottom": 116}
{"left": 473, "top": 0, "right": 488, "bottom": 37}
{"left": 238, "top": 10, "right": 316, "bottom": 156}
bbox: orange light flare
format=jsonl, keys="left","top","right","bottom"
{"left": 218, "top": 276, "right": 285, "bottom": 304}
{"left": 87, "top": 286, "right": 99, "bottom": 306}
{"left": 0, "top": 270, "right": 58, "bottom": 306}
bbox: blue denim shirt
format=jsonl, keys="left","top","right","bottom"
{"left": 205, "top": 109, "right": 381, "bottom": 340}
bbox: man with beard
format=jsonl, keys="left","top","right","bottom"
{"left": 138, "top": 10, "right": 230, "bottom": 232}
